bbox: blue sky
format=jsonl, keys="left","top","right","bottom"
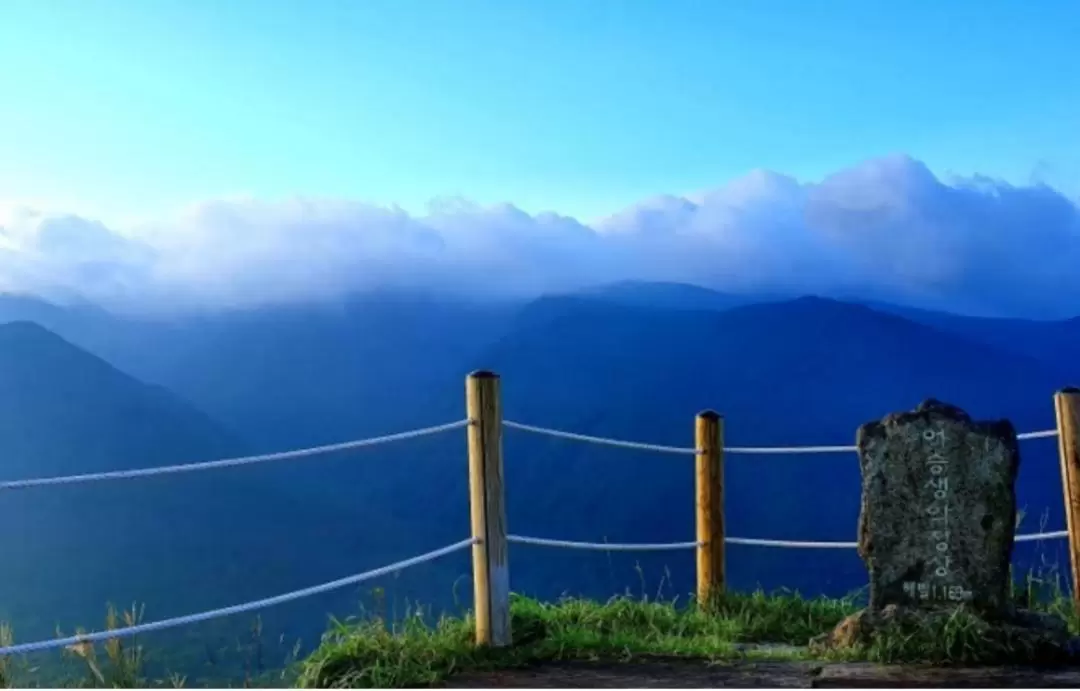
{"left": 2, "top": 0, "right": 1079, "bottom": 318}
{"left": 1, "top": 0, "right": 1077, "bottom": 222}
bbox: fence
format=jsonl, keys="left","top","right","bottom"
{"left": 0, "top": 373, "right": 1077, "bottom": 656}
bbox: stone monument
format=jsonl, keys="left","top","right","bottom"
{"left": 858, "top": 399, "right": 1016, "bottom": 615}
{"left": 812, "top": 400, "right": 1077, "bottom": 662}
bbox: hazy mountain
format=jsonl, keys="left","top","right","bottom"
{"left": 0, "top": 294, "right": 73, "bottom": 326}
{"left": 463, "top": 295, "right": 1072, "bottom": 602}
{"left": 1, "top": 292, "right": 514, "bottom": 450}
{"left": 0, "top": 322, "right": 470, "bottom": 682}
{"left": 860, "top": 300, "right": 1080, "bottom": 381}
{"left": 0, "top": 287, "right": 1074, "bottom": 633}
{"left": 0, "top": 320, "right": 238, "bottom": 478}
{"left": 568, "top": 280, "right": 761, "bottom": 312}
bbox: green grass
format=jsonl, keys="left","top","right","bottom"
{"left": 0, "top": 605, "right": 301, "bottom": 689}
{"left": 825, "top": 605, "right": 1075, "bottom": 667}
{"left": 297, "top": 590, "right": 857, "bottom": 688}
{"left": 0, "top": 566, "right": 1075, "bottom": 687}
{"left": 298, "top": 572, "right": 1080, "bottom": 689}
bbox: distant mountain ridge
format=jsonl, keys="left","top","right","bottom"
{"left": 0, "top": 320, "right": 466, "bottom": 678}
{"left": 469, "top": 293, "right": 1072, "bottom": 601}
{"left": 859, "top": 300, "right": 1080, "bottom": 382}
{"left": 566, "top": 280, "right": 763, "bottom": 311}
{"left": 0, "top": 320, "right": 238, "bottom": 477}
{"left": 0, "top": 284, "right": 1074, "bottom": 617}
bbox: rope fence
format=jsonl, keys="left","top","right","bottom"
{"left": 0, "top": 538, "right": 476, "bottom": 657}
{"left": 508, "top": 534, "right": 702, "bottom": 551}
{"left": 507, "top": 529, "right": 1071, "bottom": 553}
{"left": 0, "top": 419, "right": 469, "bottom": 490}
{"left": 0, "top": 420, "right": 1057, "bottom": 493}
{"left": 504, "top": 419, "right": 1059, "bottom": 455}
{"left": 1019, "top": 429, "right": 1061, "bottom": 440}
{"left": 502, "top": 420, "right": 698, "bottom": 455}
{"left": 0, "top": 370, "right": 1077, "bottom": 655}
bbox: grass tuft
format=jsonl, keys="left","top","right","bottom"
{"left": 0, "top": 560, "right": 1074, "bottom": 687}
{"left": 298, "top": 575, "right": 1079, "bottom": 689}
{"left": 832, "top": 605, "right": 1078, "bottom": 666}
{"left": 296, "top": 590, "right": 862, "bottom": 688}
{"left": 59, "top": 602, "right": 148, "bottom": 688}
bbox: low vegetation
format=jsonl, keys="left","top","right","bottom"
{"left": 0, "top": 604, "right": 299, "bottom": 689}
{"left": 298, "top": 589, "right": 852, "bottom": 688}
{"left": 0, "top": 565, "right": 1074, "bottom": 688}
{"left": 299, "top": 569, "right": 1080, "bottom": 688}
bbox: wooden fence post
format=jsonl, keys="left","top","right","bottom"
{"left": 695, "top": 410, "right": 724, "bottom": 609}
{"left": 466, "top": 371, "right": 511, "bottom": 647}
{"left": 1055, "top": 387, "right": 1080, "bottom": 615}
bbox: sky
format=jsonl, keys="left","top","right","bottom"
{"left": 0, "top": 0, "right": 1079, "bottom": 317}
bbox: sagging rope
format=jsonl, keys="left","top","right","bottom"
{"left": 0, "top": 538, "right": 476, "bottom": 657}
{"left": 0, "top": 419, "right": 469, "bottom": 490}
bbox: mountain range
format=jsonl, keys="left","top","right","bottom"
{"left": 0, "top": 282, "right": 1076, "bottom": 678}
{"left": 0, "top": 319, "right": 468, "bottom": 681}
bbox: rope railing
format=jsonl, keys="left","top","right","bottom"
{"left": 508, "top": 530, "right": 1069, "bottom": 552}
{"left": 508, "top": 534, "right": 701, "bottom": 551}
{"left": 723, "top": 529, "right": 1071, "bottom": 548}
{"left": 725, "top": 443, "right": 856, "bottom": 455}
{"left": 502, "top": 420, "right": 699, "bottom": 455}
{"left": 0, "top": 419, "right": 1058, "bottom": 492}
{"left": 1018, "top": 429, "right": 1060, "bottom": 440}
{"left": 503, "top": 419, "right": 1058, "bottom": 456}
{"left": 0, "top": 538, "right": 476, "bottom": 657}
{"left": 1, "top": 529, "right": 1066, "bottom": 657}
{"left": 4, "top": 527, "right": 1066, "bottom": 656}
{"left": 0, "top": 372, "right": 1073, "bottom": 658}
{"left": 1015, "top": 530, "right": 1070, "bottom": 542}
{"left": 725, "top": 536, "right": 858, "bottom": 549}
{"left": 0, "top": 419, "right": 469, "bottom": 490}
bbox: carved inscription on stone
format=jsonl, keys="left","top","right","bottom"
{"left": 856, "top": 400, "right": 1018, "bottom": 616}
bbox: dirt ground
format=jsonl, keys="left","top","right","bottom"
{"left": 442, "top": 658, "right": 1080, "bottom": 688}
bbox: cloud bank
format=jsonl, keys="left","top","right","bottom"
{"left": 2, "top": 155, "right": 1078, "bottom": 318}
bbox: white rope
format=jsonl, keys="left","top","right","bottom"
{"left": 725, "top": 530, "right": 1068, "bottom": 549}
{"left": 0, "top": 420, "right": 469, "bottom": 490}
{"left": 726, "top": 536, "right": 858, "bottom": 548}
{"left": 724, "top": 444, "right": 856, "bottom": 455}
{"left": 502, "top": 420, "right": 698, "bottom": 456}
{"left": 504, "top": 421, "right": 1056, "bottom": 456}
{"left": 2, "top": 417, "right": 1050, "bottom": 492}
{"left": 508, "top": 534, "right": 701, "bottom": 551}
{"left": 724, "top": 429, "right": 1057, "bottom": 454}
{"left": 1017, "top": 429, "right": 1059, "bottom": 440}
{"left": 1014, "top": 530, "right": 1069, "bottom": 542}
{"left": 0, "top": 538, "right": 476, "bottom": 657}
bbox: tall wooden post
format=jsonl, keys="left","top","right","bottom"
{"left": 1055, "top": 387, "right": 1080, "bottom": 615}
{"left": 465, "top": 371, "right": 511, "bottom": 647}
{"left": 695, "top": 410, "right": 724, "bottom": 609}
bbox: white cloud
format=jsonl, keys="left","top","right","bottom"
{"left": 2, "top": 155, "right": 1078, "bottom": 318}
